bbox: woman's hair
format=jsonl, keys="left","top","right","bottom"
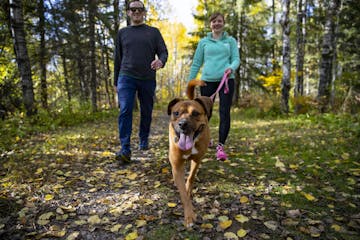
{"left": 209, "top": 12, "right": 225, "bottom": 23}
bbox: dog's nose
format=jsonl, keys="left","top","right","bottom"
{"left": 178, "top": 119, "right": 188, "bottom": 130}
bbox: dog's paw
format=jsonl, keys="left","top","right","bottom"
{"left": 185, "top": 221, "right": 194, "bottom": 228}
{"left": 184, "top": 213, "right": 197, "bottom": 228}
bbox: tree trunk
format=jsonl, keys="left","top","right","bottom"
{"left": 77, "top": 50, "right": 87, "bottom": 101}
{"left": 232, "top": 0, "right": 241, "bottom": 105}
{"left": 280, "top": 0, "right": 291, "bottom": 114}
{"left": 9, "top": 0, "right": 36, "bottom": 116}
{"left": 39, "top": 0, "right": 48, "bottom": 109}
{"left": 125, "top": 0, "right": 130, "bottom": 26}
{"left": 89, "top": 0, "right": 97, "bottom": 112}
{"left": 238, "top": 9, "right": 246, "bottom": 101}
{"left": 318, "top": 0, "right": 341, "bottom": 113}
{"left": 113, "top": 0, "right": 120, "bottom": 44}
{"left": 62, "top": 53, "right": 71, "bottom": 105}
{"left": 271, "top": 0, "right": 277, "bottom": 71}
{"left": 294, "top": 0, "right": 307, "bottom": 113}
{"left": 294, "top": 0, "right": 305, "bottom": 98}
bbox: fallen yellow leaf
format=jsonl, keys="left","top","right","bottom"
{"left": 201, "top": 223, "right": 213, "bottom": 229}
{"left": 275, "top": 159, "right": 285, "bottom": 168}
{"left": 136, "top": 220, "right": 147, "bottom": 228}
{"left": 301, "top": 192, "right": 317, "bottom": 201}
{"left": 341, "top": 153, "right": 350, "bottom": 160}
{"left": 167, "top": 202, "right": 177, "bottom": 208}
{"left": 237, "top": 228, "right": 247, "bottom": 237}
{"left": 74, "top": 220, "right": 86, "bottom": 225}
{"left": 331, "top": 224, "right": 341, "bottom": 232}
{"left": 66, "top": 232, "right": 80, "bottom": 240}
{"left": 235, "top": 214, "right": 249, "bottom": 223}
{"left": 218, "top": 216, "right": 229, "bottom": 222}
{"left": 240, "top": 196, "right": 249, "bottom": 204}
{"left": 88, "top": 215, "right": 101, "bottom": 225}
{"left": 219, "top": 220, "right": 233, "bottom": 230}
{"left": 110, "top": 224, "right": 122, "bottom": 232}
{"left": 144, "top": 199, "right": 154, "bottom": 205}
{"left": 224, "top": 231, "right": 238, "bottom": 239}
{"left": 154, "top": 181, "right": 161, "bottom": 188}
{"left": 125, "top": 231, "right": 138, "bottom": 240}
{"left": 289, "top": 164, "right": 298, "bottom": 170}
{"left": 127, "top": 173, "right": 138, "bottom": 180}
{"left": 45, "top": 194, "right": 54, "bottom": 201}
{"left": 202, "top": 214, "right": 215, "bottom": 220}
{"left": 102, "top": 151, "right": 112, "bottom": 157}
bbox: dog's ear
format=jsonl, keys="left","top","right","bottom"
{"left": 195, "top": 96, "right": 213, "bottom": 120}
{"left": 167, "top": 98, "right": 182, "bottom": 115}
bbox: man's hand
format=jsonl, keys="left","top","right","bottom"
{"left": 151, "top": 59, "right": 163, "bottom": 70}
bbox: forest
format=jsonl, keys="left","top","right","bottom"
{"left": 0, "top": 0, "right": 359, "bottom": 239}
{"left": 0, "top": 0, "right": 359, "bottom": 117}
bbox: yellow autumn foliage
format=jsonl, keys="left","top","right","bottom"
{"left": 258, "top": 68, "right": 282, "bottom": 94}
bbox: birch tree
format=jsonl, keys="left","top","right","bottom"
{"left": 280, "top": 0, "right": 291, "bottom": 113}
{"left": 294, "top": 0, "right": 306, "bottom": 98}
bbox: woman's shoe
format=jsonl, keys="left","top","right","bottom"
{"left": 216, "top": 144, "right": 227, "bottom": 161}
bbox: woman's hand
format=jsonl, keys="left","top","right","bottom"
{"left": 224, "top": 68, "right": 232, "bottom": 75}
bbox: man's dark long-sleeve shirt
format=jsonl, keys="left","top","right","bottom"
{"left": 113, "top": 24, "right": 168, "bottom": 86}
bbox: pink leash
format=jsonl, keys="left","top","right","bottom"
{"left": 210, "top": 71, "right": 230, "bottom": 101}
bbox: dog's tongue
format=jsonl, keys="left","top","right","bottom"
{"left": 178, "top": 133, "right": 194, "bottom": 151}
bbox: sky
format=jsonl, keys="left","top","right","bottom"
{"left": 168, "top": 0, "right": 196, "bottom": 30}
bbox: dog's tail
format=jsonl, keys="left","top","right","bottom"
{"left": 186, "top": 79, "right": 206, "bottom": 100}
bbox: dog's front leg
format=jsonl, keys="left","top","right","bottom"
{"left": 170, "top": 159, "right": 196, "bottom": 228}
{"left": 185, "top": 160, "right": 200, "bottom": 197}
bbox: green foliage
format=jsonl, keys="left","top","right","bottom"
{"left": 237, "top": 93, "right": 282, "bottom": 118}
{"left": 0, "top": 104, "right": 118, "bottom": 152}
{"left": 290, "top": 95, "right": 319, "bottom": 114}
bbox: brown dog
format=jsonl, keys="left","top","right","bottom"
{"left": 167, "top": 80, "right": 213, "bottom": 227}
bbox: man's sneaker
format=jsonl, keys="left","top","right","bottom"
{"left": 115, "top": 151, "right": 131, "bottom": 165}
{"left": 216, "top": 144, "right": 227, "bottom": 161}
{"left": 139, "top": 144, "right": 149, "bottom": 151}
{"left": 139, "top": 140, "right": 149, "bottom": 150}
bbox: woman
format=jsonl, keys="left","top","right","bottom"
{"left": 188, "top": 12, "right": 240, "bottom": 161}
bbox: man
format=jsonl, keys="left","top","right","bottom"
{"left": 114, "top": 0, "right": 168, "bottom": 165}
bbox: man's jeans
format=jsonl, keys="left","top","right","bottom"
{"left": 117, "top": 75, "right": 156, "bottom": 155}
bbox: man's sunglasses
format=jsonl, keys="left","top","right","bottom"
{"left": 129, "top": 7, "right": 145, "bottom": 13}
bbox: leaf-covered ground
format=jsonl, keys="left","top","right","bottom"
{"left": 1, "top": 109, "right": 359, "bottom": 239}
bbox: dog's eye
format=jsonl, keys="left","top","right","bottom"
{"left": 192, "top": 111, "right": 200, "bottom": 117}
{"left": 173, "top": 111, "right": 179, "bottom": 117}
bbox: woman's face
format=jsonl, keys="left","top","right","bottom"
{"left": 210, "top": 15, "right": 224, "bottom": 34}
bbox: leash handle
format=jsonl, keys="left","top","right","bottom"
{"left": 210, "top": 71, "right": 230, "bottom": 101}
